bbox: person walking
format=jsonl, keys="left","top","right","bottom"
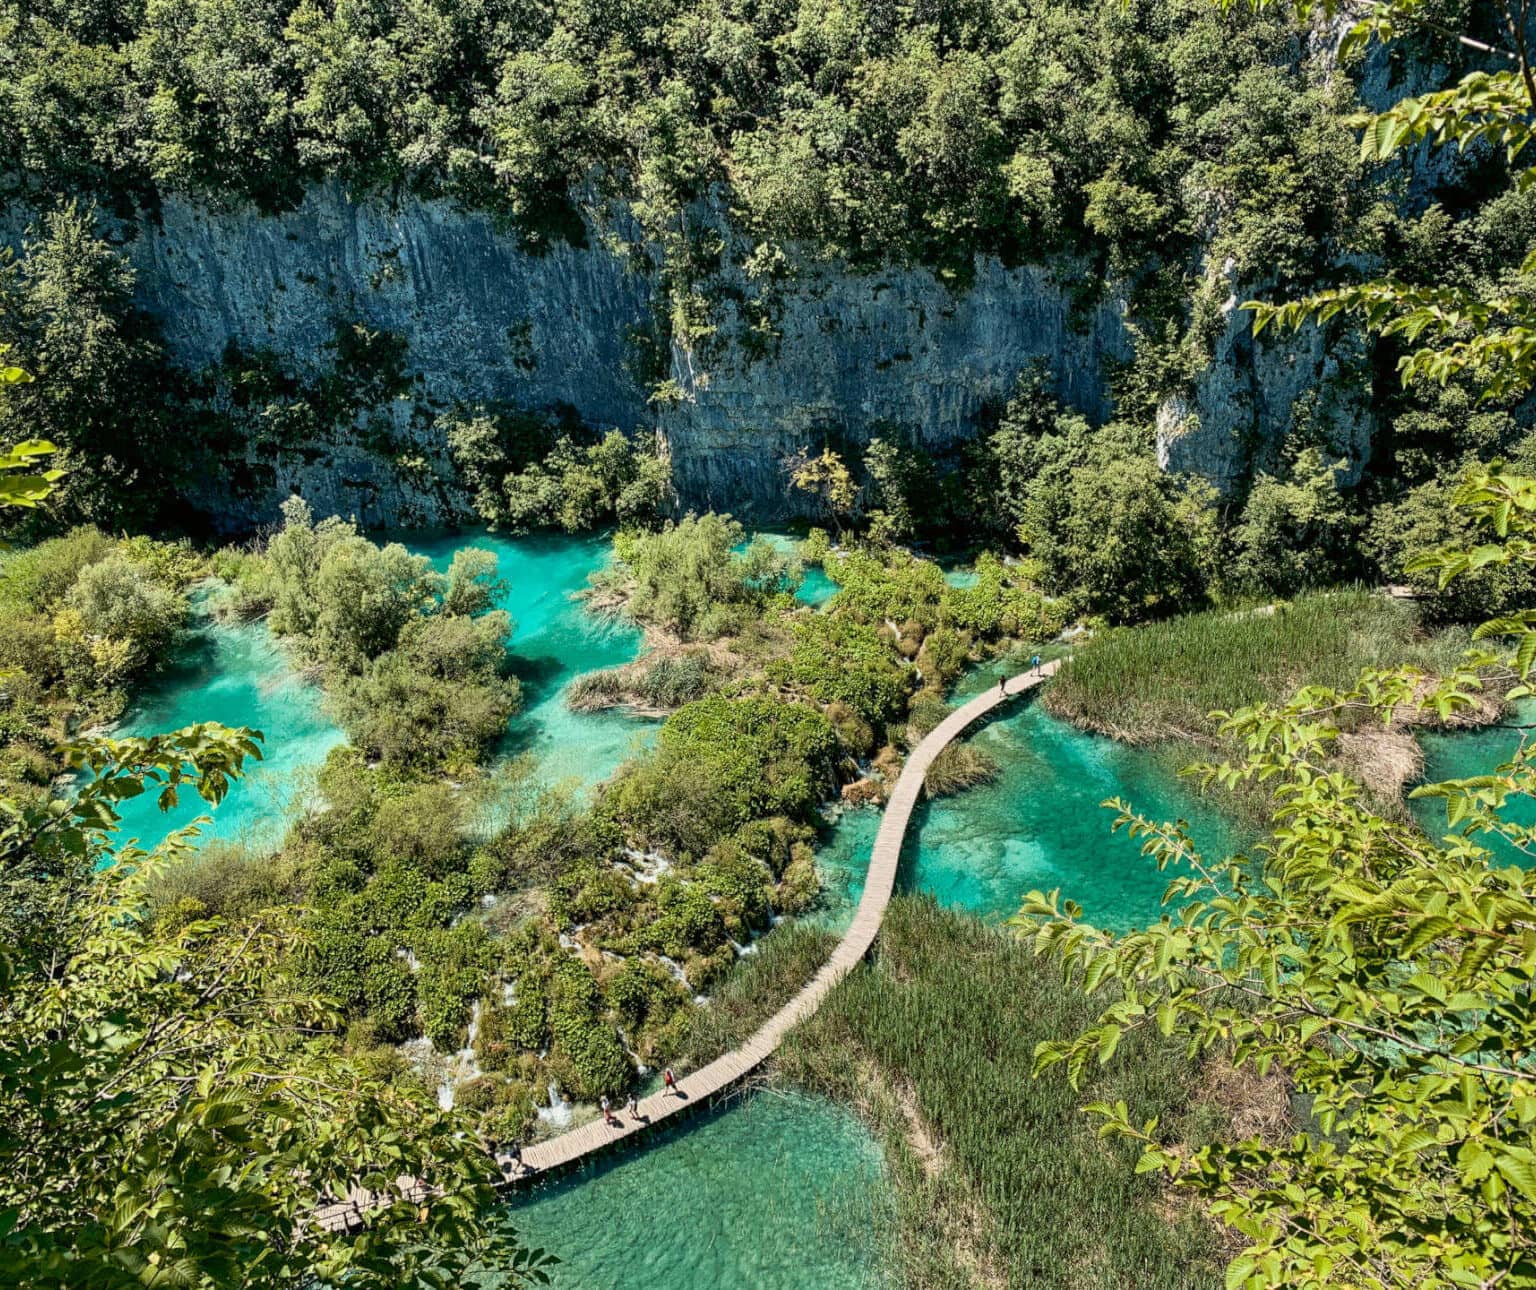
{"left": 600, "top": 1095, "right": 614, "bottom": 1125}
{"left": 998, "top": 674, "right": 1006, "bottom": 697}
{"left": 627, "top": 1092, "right": 640, "bottom": 1119}
{"left": 663, "top": 1067, "right": 678, "bottom": 1098}
{"left": 1031, "top": 652, "right": 1042, "bottom": 675}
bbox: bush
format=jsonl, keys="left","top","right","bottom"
{"left": 415, "top": 924, "right": 495, "bottom": 1051}
{"left": 330, "top": 642, "right": 519, "bottom": 771}
{"left": 824, "top": 549, "right": 947, "bottom": 629}
{"left": 602, "top": 695, "right": 838, "bottom": 854}
{"left": 606, "top": 958, "right": 688, "bottom": 1034}
{"left": 942, "top": 552, "right": 1063, "bottom": 641}
{"left": 770, "top": 614, "right": 914, "bottom": 726}
{"left": 597, "top": 513, "right": 800, "bottom": 640}
{"left": 486, "top": 430, "right": 672, "bottom": 533}
{"left": 547, "top": 958, "right": 631, "bottom": 1099}
{"left": 0, "top": 526, "right": 114, "bottom": 609}
{"left": 63, "top": 553, "right": 187, "bottom": 672}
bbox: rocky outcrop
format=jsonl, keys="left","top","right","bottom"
{"left": 122, "top": 185, "right": 1143, "bottom": 527}
{"left": 113, "top": 183, "right": 1349, "bottom": 527}
{"left": 1156, "top": 262, "right": 1373, "bottom": 490}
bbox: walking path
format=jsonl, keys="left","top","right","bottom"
{"left": 315, "top": 661, "right": 1058, "bottom": 1228}
{"left": 509, "top": 660, "right": 1060, "bottom": 1178}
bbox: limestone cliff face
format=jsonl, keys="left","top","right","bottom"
{"left": 1156, "top": 263, "right": 1374, "bottom": 491}
{"left": 118, "top": 183, "right": 1334, "bottom": 528}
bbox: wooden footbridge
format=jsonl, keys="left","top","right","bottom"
{"left": 316, "top": 661, "right": 1058, "bottom": 1229}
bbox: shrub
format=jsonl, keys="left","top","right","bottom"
{"left": 769, "top": 614, "right": 914, "bottom": 725}
{"left": 548, "top": 857, "right": 637, "bottom": 927}
{"left": 0, "top": 526, "right": 114, "bottom": 608}
{"left": 496, "top": 430, "right": 671, "bottom": 533}
{"left": 547, "top": 958, "right": 631, "bottom": 1099}
{"left": 942, "top": 552, "right": 1062, "bottom": 640}
{"left": 606, "top": 958, "right": 688, "bottom": 1033}
{"left": 415, "top": 924, "right": 495, "bottom": 1051}
{"left": 330, "top": 649, "right": 519, "bottom": 770}
{"left": 63, "top": 553, "right": 187, "bottom": 671}
{"left": 645, "top": 694, "right": 837, "bottom": 829}
{"left": 598, "top": 513, "right": 799, "bottom": 640}
{"left": 824, "top": 549, "right": 947, "bottom": 628}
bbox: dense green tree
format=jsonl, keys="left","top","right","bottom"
{"left": 1019, "top": 431, "right": 1220, "bottom": 624}
{"left": 0, "top": 727, "right": 551, "bottom": 1287}
{"left": 1229, "top": 447, "right": 1360, "bottom": 597}
{"left": 598, "top": 512, "right": 799, "bottom": 640}
{"left": 0, "top": 204, "right": 177, "bottom": 528}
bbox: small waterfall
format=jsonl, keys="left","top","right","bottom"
{"left": 623, "top": 847, "right": 673, "bottom": 885}
{"left": 537, "top": 1079, "right": 573, "bottom": 1130}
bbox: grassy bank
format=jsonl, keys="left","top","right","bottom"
{"left": 777, "top": 896, "right": 1231, "bottom": 1290}
{"left": 1045, "top": 590, "right": 1471, "bottom": 743}
{"left": 677, "top": 920, "right": 837, "bottom": 1068}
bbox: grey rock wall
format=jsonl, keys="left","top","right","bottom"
{"left": 126, "top": 185, "right": 1138, "bottom": 526}
{"left": 114, "top": 183, "right": 1340, "bottom": 528}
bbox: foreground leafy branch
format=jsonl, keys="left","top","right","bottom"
{"left": 1015, "top": 470, "right": 1536, "bottom": 1287}
{"left": 0, "top": 728, "right": 553, "bottom": 1288}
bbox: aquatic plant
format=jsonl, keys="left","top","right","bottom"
{"left": 779, "top": 896, "right": 1223, "bottom": 1289}
{"left": 1046, "top": 589, "right": 1470, "bottom": 743}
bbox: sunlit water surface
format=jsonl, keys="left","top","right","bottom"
{"left": 112, "top": 532, "right": 652, "bottom": 850}
{"left": 504, "top": 1092, "right": 891, "bottom": 1290}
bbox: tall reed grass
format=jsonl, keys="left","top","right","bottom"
{"left": 678, "top": 920, "right": 837, "bottom": 1067}
{"left": 779, "top": 896, "right": 1226, "bottom": 1289}
{"left": 1047, "top": 589, "right": 1470, "bottom": 742}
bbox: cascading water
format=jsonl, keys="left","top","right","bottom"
{"left": 538, "top": 1080, "right": 574, "bottom": 1131}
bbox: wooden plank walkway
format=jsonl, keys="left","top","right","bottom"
{"left": 314, "top": 662, "right": 1058, "bottom": 1227}
{"left": 507, "top": 660, "right": 1060, "bottom": 1181}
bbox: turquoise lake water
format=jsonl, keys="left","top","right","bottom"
{"left": 408, "top": 530, "right": 655, "bottom": 790}
{"left": 505, "top": 1092, "right": 890, "bottom": 1290}
{"left": 109, "top": 537, "right": 1428, "bottom": 1289}
{"left": 818, "top": 662, "right": 1248, "bottom": 932}
{"left": 1413, "top": 703, "right": 1536, "bottom": 862}
{"left": 112, "top": 532, "right": 653, "bottom": 850}
{"left": 109, "top": 603, "right": 347, "bottom": 852}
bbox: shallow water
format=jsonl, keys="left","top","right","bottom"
{"left": 505, "top": 1092, "right": 890, "bottom": 1290}
{"left": 1414, "top": 702, "right": 1536, "bottom": 863}
{"left": 112, "top": 533, "right": 653, "bottom": 851}
{"left": 109, "top": 607, "right": 346, "bottom": 852}
{"left": 407, "top": 530, "right": 656, "bottom": 790}
{"left": 817, "top": 665, "right": 1248, "bottom": 931}
{"left": 750, "top": 531, "right": 836, "bottom": 607}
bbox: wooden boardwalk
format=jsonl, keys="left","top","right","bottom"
{"left": 507, "top": 660, "right": 1060, "bottom": 1181}
{"left": 315, "top": 663, "right": 1058, "bottom": 1227}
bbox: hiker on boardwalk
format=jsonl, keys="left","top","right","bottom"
{"left": 1031, "top": 653, "right": 1042, "bottom": 675}
{"left": 626, "top": 1092, "right": 640, "bottom": 1119}
{"left": 998, "top": 674, "right": 1006, "bottom": 696}
{"left": 600, "top": 1095, "right": 614, "bottom": 1125}
{"left": 663, "top": 1067, "right": 678, "bottom": 1097}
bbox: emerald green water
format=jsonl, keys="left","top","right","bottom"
{"left": 818, "top": 665, "right": 1248, "bottom": 931}
{"left": 1414, "top": 702, "right": 1536, "bottom": 862}
{"left": 112, "top": 533, "right": 651, "bottom": 851}
{"left": 109, "top": 604, "right": 347, "bottom": 851}
{"left": 505, "top": 1092, "right": 890, "bottom": 1290}
{"left": 407, "top": 531, "right": 656, "bottom": 789}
